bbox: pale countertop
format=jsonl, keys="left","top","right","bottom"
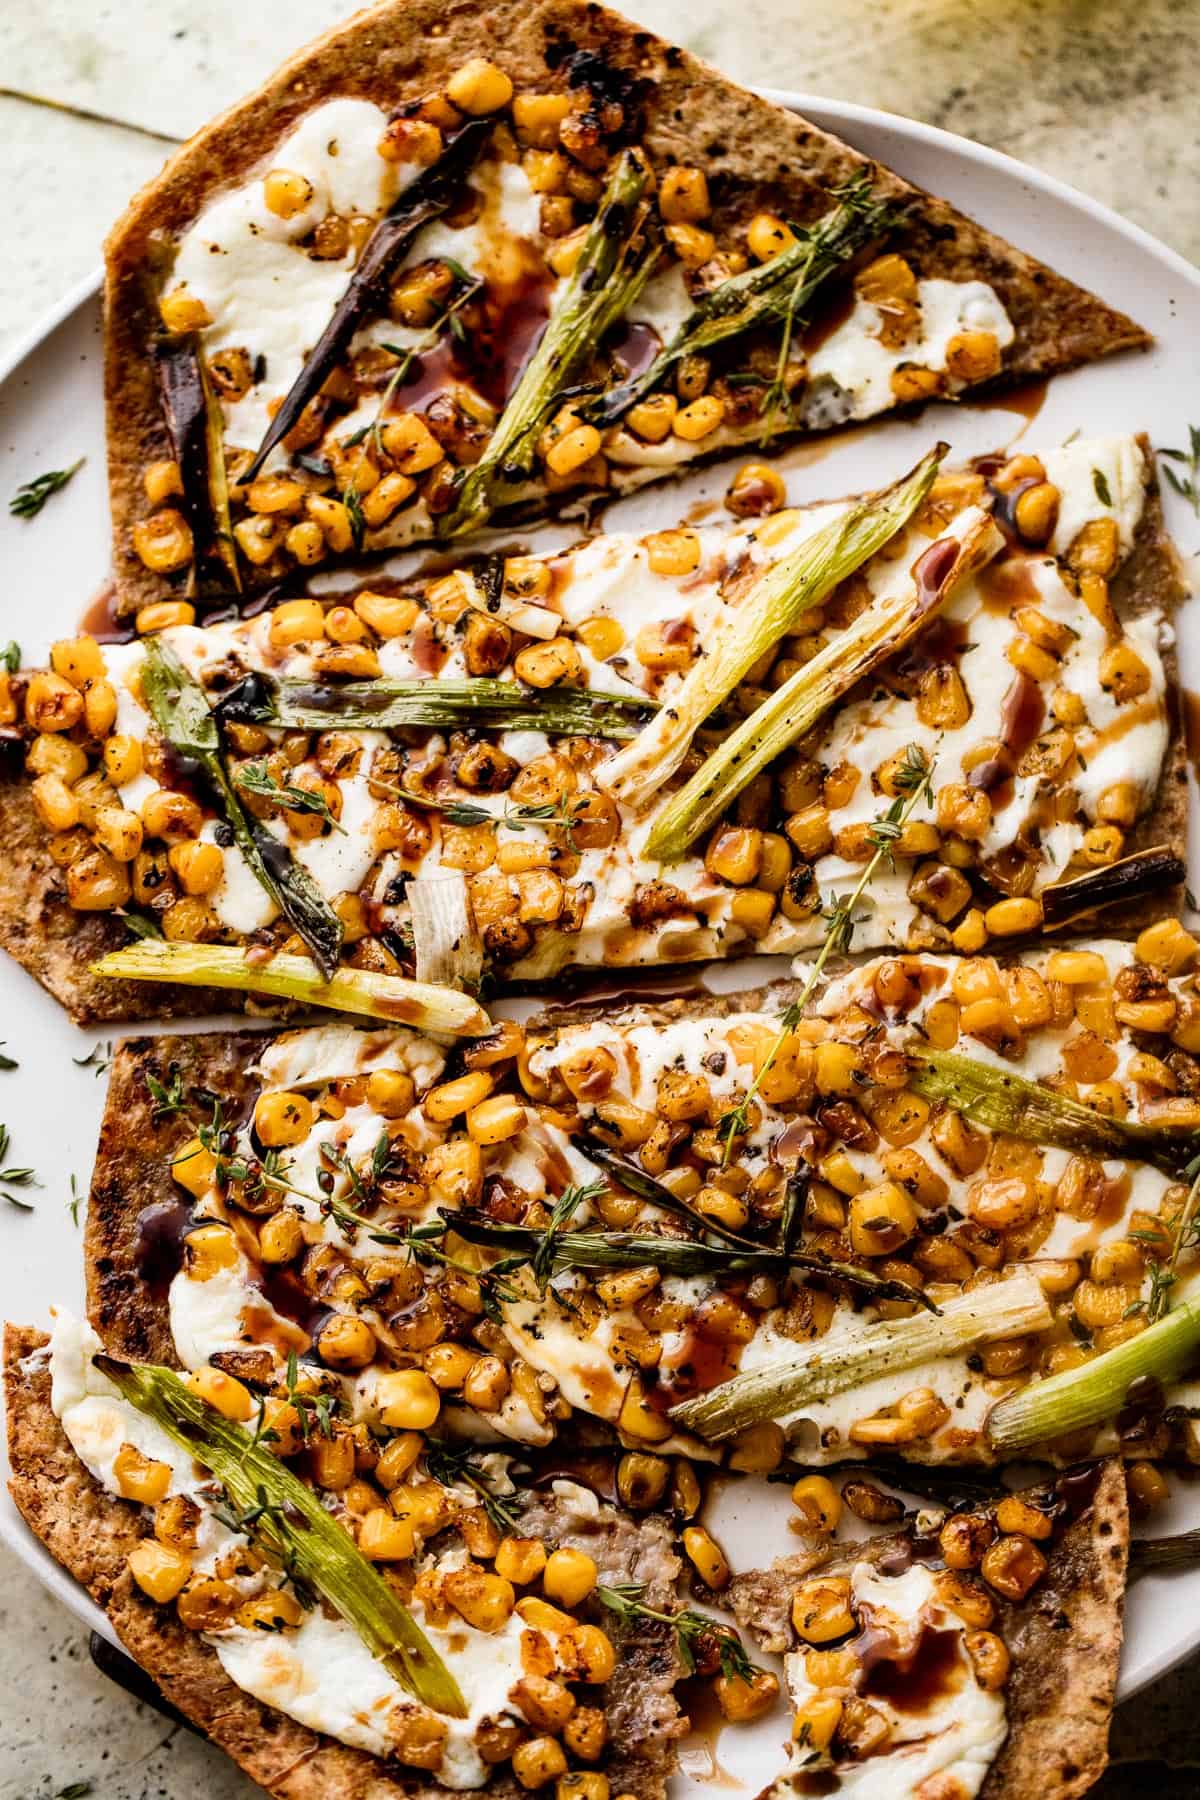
{"left": 2, "top": 2, "right": 1200, "bottom": 1796}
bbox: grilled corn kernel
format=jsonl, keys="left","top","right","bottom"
{"left": 705, "top": 825, "right": 763, "bottom": 886}
{"left": 158, "top": 286, "right": 210, "bottom": 332}
{"left": 254, "top": 1090, "right": 313, "bottom": 1148}
{"left": 143, "top": 459, "right": 183, "bottom": 505}
{"left": 727, "top": 1421, "right": 785, "bottom": 1474}
{"left": 27, "top": 733, "right": 87, "bottom": 783}
{"left": 514, "top": 636, "right": 584, "bottom": 688}
{"left": 351, "top": 1507, "right": 415, "bottom": 1561}
{"left": 26, "top": 671, "right": 85, "bottom": 735}
{"left": 318, "top": 1313, "right": 377, "bottom": 1371}
{"left": 50, "top": 634, "right": 105, "bottom": 688}
{"left": 132, "top": 508, "right": 194, "bottom": 573}
{"left": 747, "top": 212, "right": 797, "bottom": 261}
{"left": 187, "top": 1365, "right": 254, "bottom": 1421}
{"left": 945, "top": 329, "right": 1002, "bottom": 384}
{"left": 1067, "top": 516, "right": 1121, "bottom": 577}
{"left": 1012, "top": 481, "right": 1060, "bottom": 545}
{"left": 715, "top": 1669, "right": 780, "bottom": 1722}
{"left": 665, "top": 221, "right": 716, "bottom": 267}
{"left": 446, "top": 57, "right": 513, "bottom": 114}
{"left": 305, "top": 494, "right": 355, "bottom": 553}
{"left": 626, "top": 393, "right": 678, "bottom": 442}
{"left": 263, "top": 168, "right": 314, "bottom": 218}
{"left": 541, "top": 1546, "right": 598, "bottom": 1607}
{"left": 790, "top": 1475, "right": 841, "bottom": 1533}
{"left": 791, "top": 1695, "right": 843, "bottom": 1752}
{"left": 681, "top": 1526, "right": 730, "bottom": 1590}
{"left": 426, "top": 1070, "right": 495, "bottom": 1121}
{"left": 544, "top": 421, "right": 602, "bottom": 477}
{"left": 113, "top": 1442, "right": 173, "bottom": 1504}
{"left": 170, "top": 1137, "right": 218, "bottom": 1201}
{"left": 376, "top": 1368, "right": 441, "bottom": 1430}
{"left": 659, "top": 165, "right": 711, "bottom": 223}
{"left": 466, "top": 1093, "right": 526, "bottom": 1145}
{"left": 849, "top": 1183, "right": 918, "bottom": 1256}
{"left": 616, "top": 1451, "right": 670, "bottom": 1510}
{"left": 258, "top": 1209, "right": 303, "bottom": 1264}
{"left": 512, "top": 92, "right": 572, "bottom": 146}
{"left": 672, "top": 395, "right": 725, "bottom": 440}
{"left": 643, "top": 526, "right": 701, "bottom": 576}
{"left": 128, "top": 1539, "right": 192, "bottom": 1603}
{"left": 32, "top": 773, "right": 80, "bottom": 833}
{"left": 165, "top": 839, "right": 221, "bottom": 895}
{"left": 513, "top": 1738, "right": 569, "bottom": 1790}
{"left": 557, "top": 1776, "right": 609, "bottom": 1800}
{"left": 981, "top": 1534, "right": 1047, "bottom": 1601}
{"left": 814, "top": 1040, "right": 864, "bottom": 1096}
{"left": 268, "top": 599, "right": 325, "bottom": 648}
{"left": 1136, "top": 918, "right": 1198, "bottom": 973}
{"left": 792, "top": 1575, "right": 854, "bottom": 1645}
{"left": 984, "top": 896, "right": 1043, "bottom": 937}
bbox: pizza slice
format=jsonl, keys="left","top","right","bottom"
{"left": 75, "top": 932, "right": 1200, "bottom": 1474}
{"left": 0, "top": 434, "right": 1185, "bottom": 1024}
{"left": 727, "top": 1460, "right": 1129, "bottom": 1800}
{"left": 105, "top": 0, "right": 1147, "bottom": 610}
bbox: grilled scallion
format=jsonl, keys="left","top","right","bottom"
{"left": 583, "top": 175, "right": 892, "bottom": 428}
{"left": 645, "top": 508, "right": 1000, "bottom": 859}
{"left": 91, "top": 940, "right": 491, "bottom": 1035}
{"left": 97, "top": 1354, "right": 466, "bottom": 1715}
{"left": 670, "top": 1274, "right": 1052, "bottom": 1441}
{"left": 1040, "top": 846, "right": 1186, "bottom": 930}
{"left": 141, "top": 640, "right": 343, "bottom": 977}
{"left": 600, "top": 446, "right": 948, "bottom": 813}
{"left": 906, "top": 1046, "right": 1200, "bottom": 1178}
{"left": 440, "top": 150, "right": 659, "bottom": 539}
{"left": 217, "top": 671, "right": 655, "bottom": 738}
{"left": 986, "top": 1293, "right": 1200, "bottom": 1453}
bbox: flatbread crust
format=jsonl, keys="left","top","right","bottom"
{"left": 727, "top": 1459, "right": 1129, "bottom": 1800}
{"left": 104, "top": 0, "right": 1147, "bottom": 613}
{"left": 0, "top": 480, "right": 1186, "bottom": 1024}
{"left": 4, "top": 1323, "right": 685, "bottom": 1800}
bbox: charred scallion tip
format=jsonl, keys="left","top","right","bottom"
{"left": 155, "top": 340, "right": 240, "bottom": 594}
{"left": 140, "top": 639, "right": 343, "bottom": 978}
{"left": 242, "top": 118, "right": 492, "bottom": 485}
{"left": 216, "top": 671, "right": 655, "bottom": 738}
{"left": 1131, "top": 1529, "right": 1200, "bottom": 1570}
{"left": 645, "top": 507, "right": 1001, "bottom": 861}
{"left": 601, "top": 445, "right": 951, "bottom": 816}
{"left": 91, "top": 940, "right": 491, "bottom": 1036}
{"left": 95, "top": 1354, "right": 467, "bottom": 1716}
{"left": 670, "top": 1274, "right": 1052, "bottom": 1442}
{"left": 409, "top": 874, "right": 483, "bottom": 991}
{"left": 906, "top": 1045, "right": 1200, "bottom": 1178}
{"left": 986, "top": 1294, "right": 1200, "bottom": 1453}
{"left": 1041, "top": 846, "right": 1187, "bottom": 931}
{"left": 582, "top": 173, "right": 893, "bottom": 429}
{"left": 439, "top": 149, "right": 660, "bottom": 540}
{"left": 447, "top": 1207, "right": 934, "bottom": 1307}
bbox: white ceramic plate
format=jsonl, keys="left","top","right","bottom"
{"left": 1, "top": 93, "right": 1199, "bottom": 1787}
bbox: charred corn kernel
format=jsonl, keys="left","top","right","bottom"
{"left": 659, "top": 165, "right": 710, "bottom": 223}
{"left": 263, "top": 168, "right": 314, "bottom": 218}
{"left": 464, "top": 1093, "right": 526, "bottom": 1145}
{"left": 132, "top": 509, "right": 194, "bottom": 573}
{"left": 425, "top": 1069, "right": 495, "bottom": 1121}
{"left": 815, "top": 1040, "right": 863, "bottom": 1096}
{"left": 27, "top": 733, "right": 87, "bottom": 783}
{"left": 695, "top": 1186, "right": 750, "bottom": 1232}
{"left": 672, "top": 394, "right": 724, "bottom": 440}
{"left": 496, "top": 1537, "right": 548, "bottom": 1586}
{"left": 158, "top": 285, "right": 210, "bottom": 332}
{"left": 1067, "top": 516, "right": 1121, "bottom": 577}
{"left": 258, "top": 1210, "right": 304, "bottom": 1264}
{"left": 616, "top": 1451, "right": 670, "bottom": 1510}
{"left": 790, "top": 1475, "right": 841, "bottom": 1532}
{"left": 557, "top": 1777, "right": 609, "bottom": 1800}
{"left": 376, "top": 1368, "right": 441, "bottom": 1430}
{"left": 353, "top": 591, "right": 420, "bottom": 638}
{"left": 597, "top": 1267, "right": 660, "bottom": 1310}
{"left": 424, "top": 1343, "right": 478, "bottom": 1391}
{"left": 981, "top": 1535, "right": 1047, "bottom": 1601}
{"left": 728, "top": 887, "right": 776, "bottom": 937}
{"left": 1082, "top": 824, "right": 1124, "bottom": 865}
{"left": 365, "top": 1068, "right": 416, "bottom": 1118}
{"left": 727, "top": 1421, "right": 785, "bottom": 1474}
{"left": 284, "top": 518, "right": 327, "bottom": 564}
{"left": 1073, "top": 1278, "right": 1140, "bottom": 1331}
{"left": 575, "top": 615, "right": 625, "bottom": 661}
{"left": 318, "top": 1313, "right": 377, "bottom": 1370}
{"left": 725, "top": 459, "right": 788, "bottom": 519}
{"left": 705, "top": 825, "right": 763, "bottom": 886}
{"left": 1136, "top": 918, "right": 1198, "bottom": 973}
{"left": 984, "top": 896, "right": 1042, "bottom": 937}
{"left": 518, "top": 1596, "right": 575, "bottom": 1635}
{"left": 964, "top": 1629, "right": 1010, "bottom": 1692}
{"left": 891, "top": 364, "right": 942, "bottom": 403}
{"left": 513, "top": 1737, "right": 569, "bottom": 1790}
{"left": 542, "top": 1546, "right": 598, "bottom": 1607}
{"left": 514, "top": 636, "right": 584, "bottom": 688}
{"left": 50, "top": 634, "right": 105, "bottom": 688}
{"left": 747, "top": 211, "right": 796, "bottom": 261}
{"left": 634, "top": 619, "right": 695, "bottom": 672}
{"left": 1127, "top": 1461, "right": 1170, "bottom": 1513}
{"left": 154, "top": 1495, "right": 199, "bottom": 1554}
{"left": 1095, "top": 781, "right": 1140, "bottom": 829}
{"left": 66, "top": 845, "right": 131, "bottom": 910}
{"left": 681, "top": 1526, "right": 731, "bottom": 1590}
{"left": 389, "top": 1705, "right": 449, "bottom": 1770}
{"left": 515, "top": 1674, "right": 577, "bottom": 1732}
{"left": 1046, "top": 950, "right": 1108, "bottom": 984}
{"left": 247, "top": 472, "right": 306, "bottom": 516}
{"left": 617, "top": 1375, "right": 672, "bottom": 1443}
{"left": 512, "top": 92, "right": 572, "bottom": 146}
{"left": 113, "top": 1442, "right": 172, "bottom": 1504}
{"left": 309, "top": 1433, "right": 355, "bottom": 1491}
{"left": 849, "top": 1183, "right": 918, "bottom": 1256}
{"left": 374, "top": 1434, "right": 423, "bottom": 1492}
{"left": 932, "top": 1569, "right": 994, "bottom": 1630}
{"left": 93, "top": 804, "right": 146, "bottom": 864}
{"left": 236, "top": 1590, "right": 305, "bottom": 1633}
{"left": 166, "top": 839, "right": 222, "bottom": 895}
{"left": 128, "top": 1539, "right": 192, "bottom": 1603}
{"left": 544, "top": 422, "right": 602, "bottom": 476}
{"left": 446, "top": 57, "right": 513, "bottom": 114}
{"left": 994, "top": 1496, "right": 1053, "bottom": 1541}
{"left": 626, "top": 393, "right": 677, "bottom": 442}
{"left": 524, "top": 147, "right": 568, "bottom": 193}
{"left": 1007, "top": 635, "right": 1058, "bottom": 683}
{"left": 269, "top": 599, "right": 325, "bottom": 648}
{"left": 357, "top": 1508, "right": 418, "bottom": 1562}
{"left": 916, "top": 666, "right": 970, "bottom": 729}
{"left": 897, "top": 1386, "right": 950, "bottom": 1436}
{"left": 945, "top": 330, "right": 1002, "bottom": 384}
{"left": 144, "top": 459, "right": 183, "bottom": 505}
{"left": 1012, "top": 482, "right": 1060, "bottom": 545}
{"left": 170, "top": 1137, "right": 218, "bottom": 1202}
{"left": 26, "top": 670, "right": 86, "bottom": 734}
{"left": 254, "top": 1090, "right": 313, "bottom": 1148}
{"left": 361, "top": 471, "right": 417, "bottom": 527}
{"left": 32, "top": 773, "right": 80, "bottom": 832}
{"left": 305, "top": 494, "right": 355, "bottom": 553}
{"left": 83, "top": 678, "right": 118, "bottom": 737}
{"left": 642, "top": 526, "right": 701, "bottom": 577}
{"left": 378, "top": 116, "right": 443, "bottom": 165}
{"left": 1100, "top": 641, "right": 1152, "bottom": 704}
{"left": 791, "top": 1695, "right": 843, "bottom": 1752}
{"left": 666, "top": 219, "right": 716, "bottom": 266}
{"left": 792, "top": 1575, "right": 854, "bottom": 1644}
{"left": 562, "top": 1621, "right": 616, "bottom": 1683}
{"left": 715, "top": 1669, "right": 780, "bottom": 1723}
{"left": 187, "top": 1365, "right": 253, "bottom": 1421}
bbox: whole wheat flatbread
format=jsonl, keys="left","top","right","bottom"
{"left": 104, "top": 0, "right": 1147, "bottom": 613}
{"left": 728, "top": 1459, "right": 1129, "bottom": 1800}
{"left": 0, "top": 477, "right": 1185, "bottom": 1024}
{"left": 5, "top": 1323, "right": 685, "bottom": 1800}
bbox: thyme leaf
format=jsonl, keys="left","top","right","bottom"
{"left": 234, "top": 760, "right": 347, "bottom": 835}
{"left": 1159, "top": 424, "right": 1200, "bottom": 517}
{"left": 596, "top": 1583, "right": 757, "bottom": 1681}
{"left": 0, "top": 641, "right": 20, "bottom": 673}
{"left": 9, "top": 457, "right": 85, "bottom": 520}
{"left": 423, "top": 1440, "right": 522, "bottom": 1532}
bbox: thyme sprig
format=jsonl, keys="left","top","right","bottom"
{"left": 596, "top": 1583, "right": 757, "bottom": 1681}
{"left": 0, "top": 642, "right": 19, "bottom": 673}
{"left": 1160, "top": 425, "right": 1200, "bottom": 517}
{"left": 9, "top": 457, "right": 85, "bottom": 519}
{"left": 235, "top": 761, "right": 347, "bottom": 834}
{"left": 0, "top": 1122, "right": 38, "bottom": 1210}
{"left": 532, "top": 1178, "right": 608, "bottom": 1291}
{"left": 145, "top": 1065, "right": 187, "bottom": 1120}
{"left": 344, "top": 271, "right": 484, "bottom": 465}
{"left": 0, "top": 1043, "right": 17, "bottom": 1071}
{"left": 391, "top": 784, "right": 594, "bottom": 854}
{"left": 423, "top": 1440, "right": 522, "bottom": 1533}
{"left": 719, "top": 743, "right": 935, "bottom": 1158}
{"left": 1134, "top": 1152, "right": 1200, "bottom": 1324}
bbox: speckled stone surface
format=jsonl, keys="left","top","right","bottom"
{"left": 1, "top": 1, "right": 1199, "bottom": 1795}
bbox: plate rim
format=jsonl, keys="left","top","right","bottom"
{"left": 1, "top": 85, "right": 1197, "bottom": 1714}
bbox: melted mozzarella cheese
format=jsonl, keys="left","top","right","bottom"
{"left": 807, "top": 278, "right": 1015, "bottom": 422}
{"left": 1045, "top": 435, "right": 1147, "bottom": 558}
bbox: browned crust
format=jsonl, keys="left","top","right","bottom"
{"left": 103, "top": 0, "right": 1147, "bottom": 613}
{"left": 5, "top": 1323, "right": 684, "bottom": 1800}
{"left": 730, "top": 1460, "right": 1128, "bottom": 1800}
{"left": 84, "top": 1032, "right": 266, "bottom": 1362}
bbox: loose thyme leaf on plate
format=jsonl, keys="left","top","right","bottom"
{"left": 8, "top": 457, "right": 85, "bottom": 519}
{"left": 0, "top": 641, "right": 20, "bottom": 673}
{"left": 1158, "top": 423, "right": 1200, "bottom": 517}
